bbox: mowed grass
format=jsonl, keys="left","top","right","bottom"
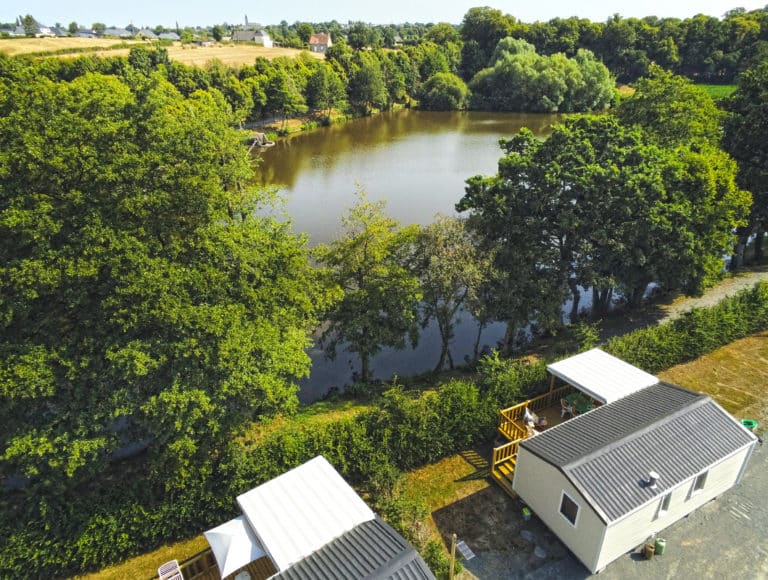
{"left": 658, "top": 330, "right": 768, "bottom": 423}
{"left": 0, "top": 38, "right": 323, "bottom": 67}
{"left": 696, "top": 83, "right": 738, "bottom": 99}
{"left": 75, "top": 535, "right": 209, "bottom": 580}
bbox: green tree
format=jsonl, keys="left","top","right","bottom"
{"left": 459, "top": 7, "right": 516, "bottom": 79}
{"left": 418, "top": 72, "right": 469, "bottom": 111}
{"left": 211, "top": 24, "right": 225, "bottom": 42}
{"left": 296, "top": 22, "right": 314, "bottom": 45}
{"left": 22, "top": 14, "right": 37, "bottom": 37}
{"left": 723, "top": 61, "right": 768, "bottom": 266}
{"left": 616, "top": 64, "right": 723, "bottom": 148}
{"left": 315, "top": 193, "right": 421, "bottom": 383}
{"left": 347, "top": 52, "right": 388, "bottom": 115}
{"left": 412, "top": 216, "right": 489, "bottom": 370}
{"left": 424, "top": 23, "right": 461, "bottom": 46}
{"left": 0, "top": 72, "right": 328, "bottom": 493}
{"left": 458, "top": 116, "right": 749, "bottom": 331}
{"left": 306, "top": 61, "right": 347, "bottom": 120}
{"left": 92, "top": 22, "right": 106, "bottom": 35}
{"left": 264, "top": 67, "right": 307, "bottom": 130}
{"left": 68, "top": 21, "right": 78, "bottom": 35}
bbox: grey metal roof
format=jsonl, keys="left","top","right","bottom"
{"left": 521, "top": 382, "right": 757, "bottom": 523}
{"left": 273, "top": 517, "right": 435, "bottom": 580}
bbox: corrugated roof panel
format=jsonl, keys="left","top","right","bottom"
{"left": 547, "top": 348, "right": 659, "bottom": 403}
{"left": 273, "top": 517, "right": 435, "bottom": 580}
{"left": 521, "top": 383, "right": 757, "bottom": 523}
{"left": 238, "top": 456, "right": 375, "bottom": 571}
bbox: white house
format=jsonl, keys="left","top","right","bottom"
{"left": 512, "top": 380, "right": 758, "bottom": 573}
{"left": 232, "top": 29, "right": 273, "bottom": 47}
{"left": 195, "top": 456, "right": 434, "bottom": 579}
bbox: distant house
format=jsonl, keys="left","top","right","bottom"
{"left": 103, "top": 28, "right": 133, "bottom": 38}
{"left": 188, "top": 456, "right": 434, "bottom": 579}
{"left": 232, "top": 29, "right": 273, "bottom": 47}
{"left": 309, "top": 32, "right": 332, "bottom": 52}
{"left": 14, "top": 19, "right": 53, "bottom": 37}
{"left": 158, "top": 32, "right": 180, "bottom": 41}
{"left": 138, "top": 29, "right": 157, "bottom": 39}
{"left": 510, "top": 359, "right": 758, "bottom": 574}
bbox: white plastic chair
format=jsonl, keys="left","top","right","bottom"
{"left": 158, "top": 559, "right": 183, "bottom": 580}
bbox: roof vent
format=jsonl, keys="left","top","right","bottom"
{"left": 648, "top": 471, "right": 660, "bottom": 490}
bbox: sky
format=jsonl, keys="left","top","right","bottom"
{"left": 3, "top": 0, "right": 767, "bottom": 28}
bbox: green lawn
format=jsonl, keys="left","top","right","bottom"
{"left": 696, "top": 83, "right": 737, "bottom": 100}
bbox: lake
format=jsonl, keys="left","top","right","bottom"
{"left": 256, "top": 110, "right": 560, "bottom": 401}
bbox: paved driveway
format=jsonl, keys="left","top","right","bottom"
{"left": 462, "top": 440, "right": 766, "bottom": 579}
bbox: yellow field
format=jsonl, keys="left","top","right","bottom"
{"left": 0, "top": 37, "right": 143, "bottom": 56}
{"left": 0, "top": 37, "right": 323, "bottom": 67}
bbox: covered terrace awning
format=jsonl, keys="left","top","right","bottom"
{"left": 546, "top": 348, "right": 658, "bottom": 404}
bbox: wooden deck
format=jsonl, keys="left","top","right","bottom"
{"left": 177, "top": 549, "right": 276, "bottom": 580}
{"left": 491, "top": 385, "right": 576, "bottom": 497}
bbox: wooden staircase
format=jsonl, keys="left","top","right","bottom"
{"left": 491, "top": 456, "right": 517, "bottom": 498}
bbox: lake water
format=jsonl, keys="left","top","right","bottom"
{"left": 256, "top": 110, "right": 560, "bottom": 401}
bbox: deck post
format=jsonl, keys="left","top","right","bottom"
{"left": 449, "top": 533, "right": 457, "bottom": 580}
{"left": 549, "top": 375, "right": 556, "bottom": 392}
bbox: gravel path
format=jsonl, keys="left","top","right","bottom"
{"left": 659, "top": 266, "right": 768, "bottom": 322}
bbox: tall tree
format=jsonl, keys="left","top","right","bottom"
{"left": 315, "top": 193, "right": 421, "bottom": 383}
{"left": 0, "top": 71, "right": 328, "bottom": 493}
{"left": 458, "top": 116, "right": 749, "bottom": 333}
{"left": 723, "top": 60, "right": 768, "bottom": 266}
{"left": 412, "top": 216, "right": 489, "bottom": 371}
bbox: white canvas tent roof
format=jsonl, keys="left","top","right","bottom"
{"left": 203, "top": 515, "right": 266, "bottom": 578}
{"left": 237, "top": 455, "right": 375, "bottom": 572}
{"left": 547, "top": 348, "right": 658, "bottom": 404}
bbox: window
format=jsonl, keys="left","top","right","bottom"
{"left": 693, "top": 471, "right": 708, "bottom": 494}
{"left": 655, "top": 493, "right": 671, "bottom": 519}
{"left": 559, "top": 492, "right": 579, "bottom": 527}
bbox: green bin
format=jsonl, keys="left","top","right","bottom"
{"left": 741, "top": 419, "right": 758, "bottom": 431}
{"left": 654, "top": 538, "right": 666, "bottom": 556}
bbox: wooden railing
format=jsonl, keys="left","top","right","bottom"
{"left": 498, "top": 384, "right": 573, "bottom": 435}
{"left": 492, "top": 439, "right": 519, "bottom": 467}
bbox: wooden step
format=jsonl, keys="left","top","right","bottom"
{"left": 496, "top": 458, "right": 516, "bottom": 478}
{"left": 491, "top": 467, "right": 517, "bottom": 498}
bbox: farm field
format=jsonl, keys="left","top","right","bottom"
{"left": 0, "top": 38, "right": 323, "bottom": 66}
{"left": 0, "top": 37, "right": 142, "bottom": 55}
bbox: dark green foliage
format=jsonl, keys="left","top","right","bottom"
{"left": 418, "top": 73, "right": 469, "bottom": 110}
{"left": 468, "top": 39, "right": 614, "bottom": 113}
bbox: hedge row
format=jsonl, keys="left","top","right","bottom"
{"left": 3, "top": 282, "right": 768, "bottom": 577}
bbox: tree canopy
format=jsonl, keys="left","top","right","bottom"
{"left": 458, "top": 116, "right": 749, "bottom": 343}
{"left": 723, "top": 60, "right": 768, "bottom": 265}
{"left": 315, "top": 193, "right": 421, "bottom": 383}
{"left": 0, "top": 71, "right": 329, "bottom": 492}
{"left": 468, "top": 39, "right": 614, "bottom": 113}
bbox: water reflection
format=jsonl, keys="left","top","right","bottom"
{"left": 255, "top": 110, "right": 559, "bottom": 401}
{"left": 256, "top": 110, "right": 558, "bottom": 246}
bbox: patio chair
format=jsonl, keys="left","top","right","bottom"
{"left": 158, "top": 559, "right": 183, "bottom": 580}
{"left": 560, "top": 398, "right": 574, "bottom": 418}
